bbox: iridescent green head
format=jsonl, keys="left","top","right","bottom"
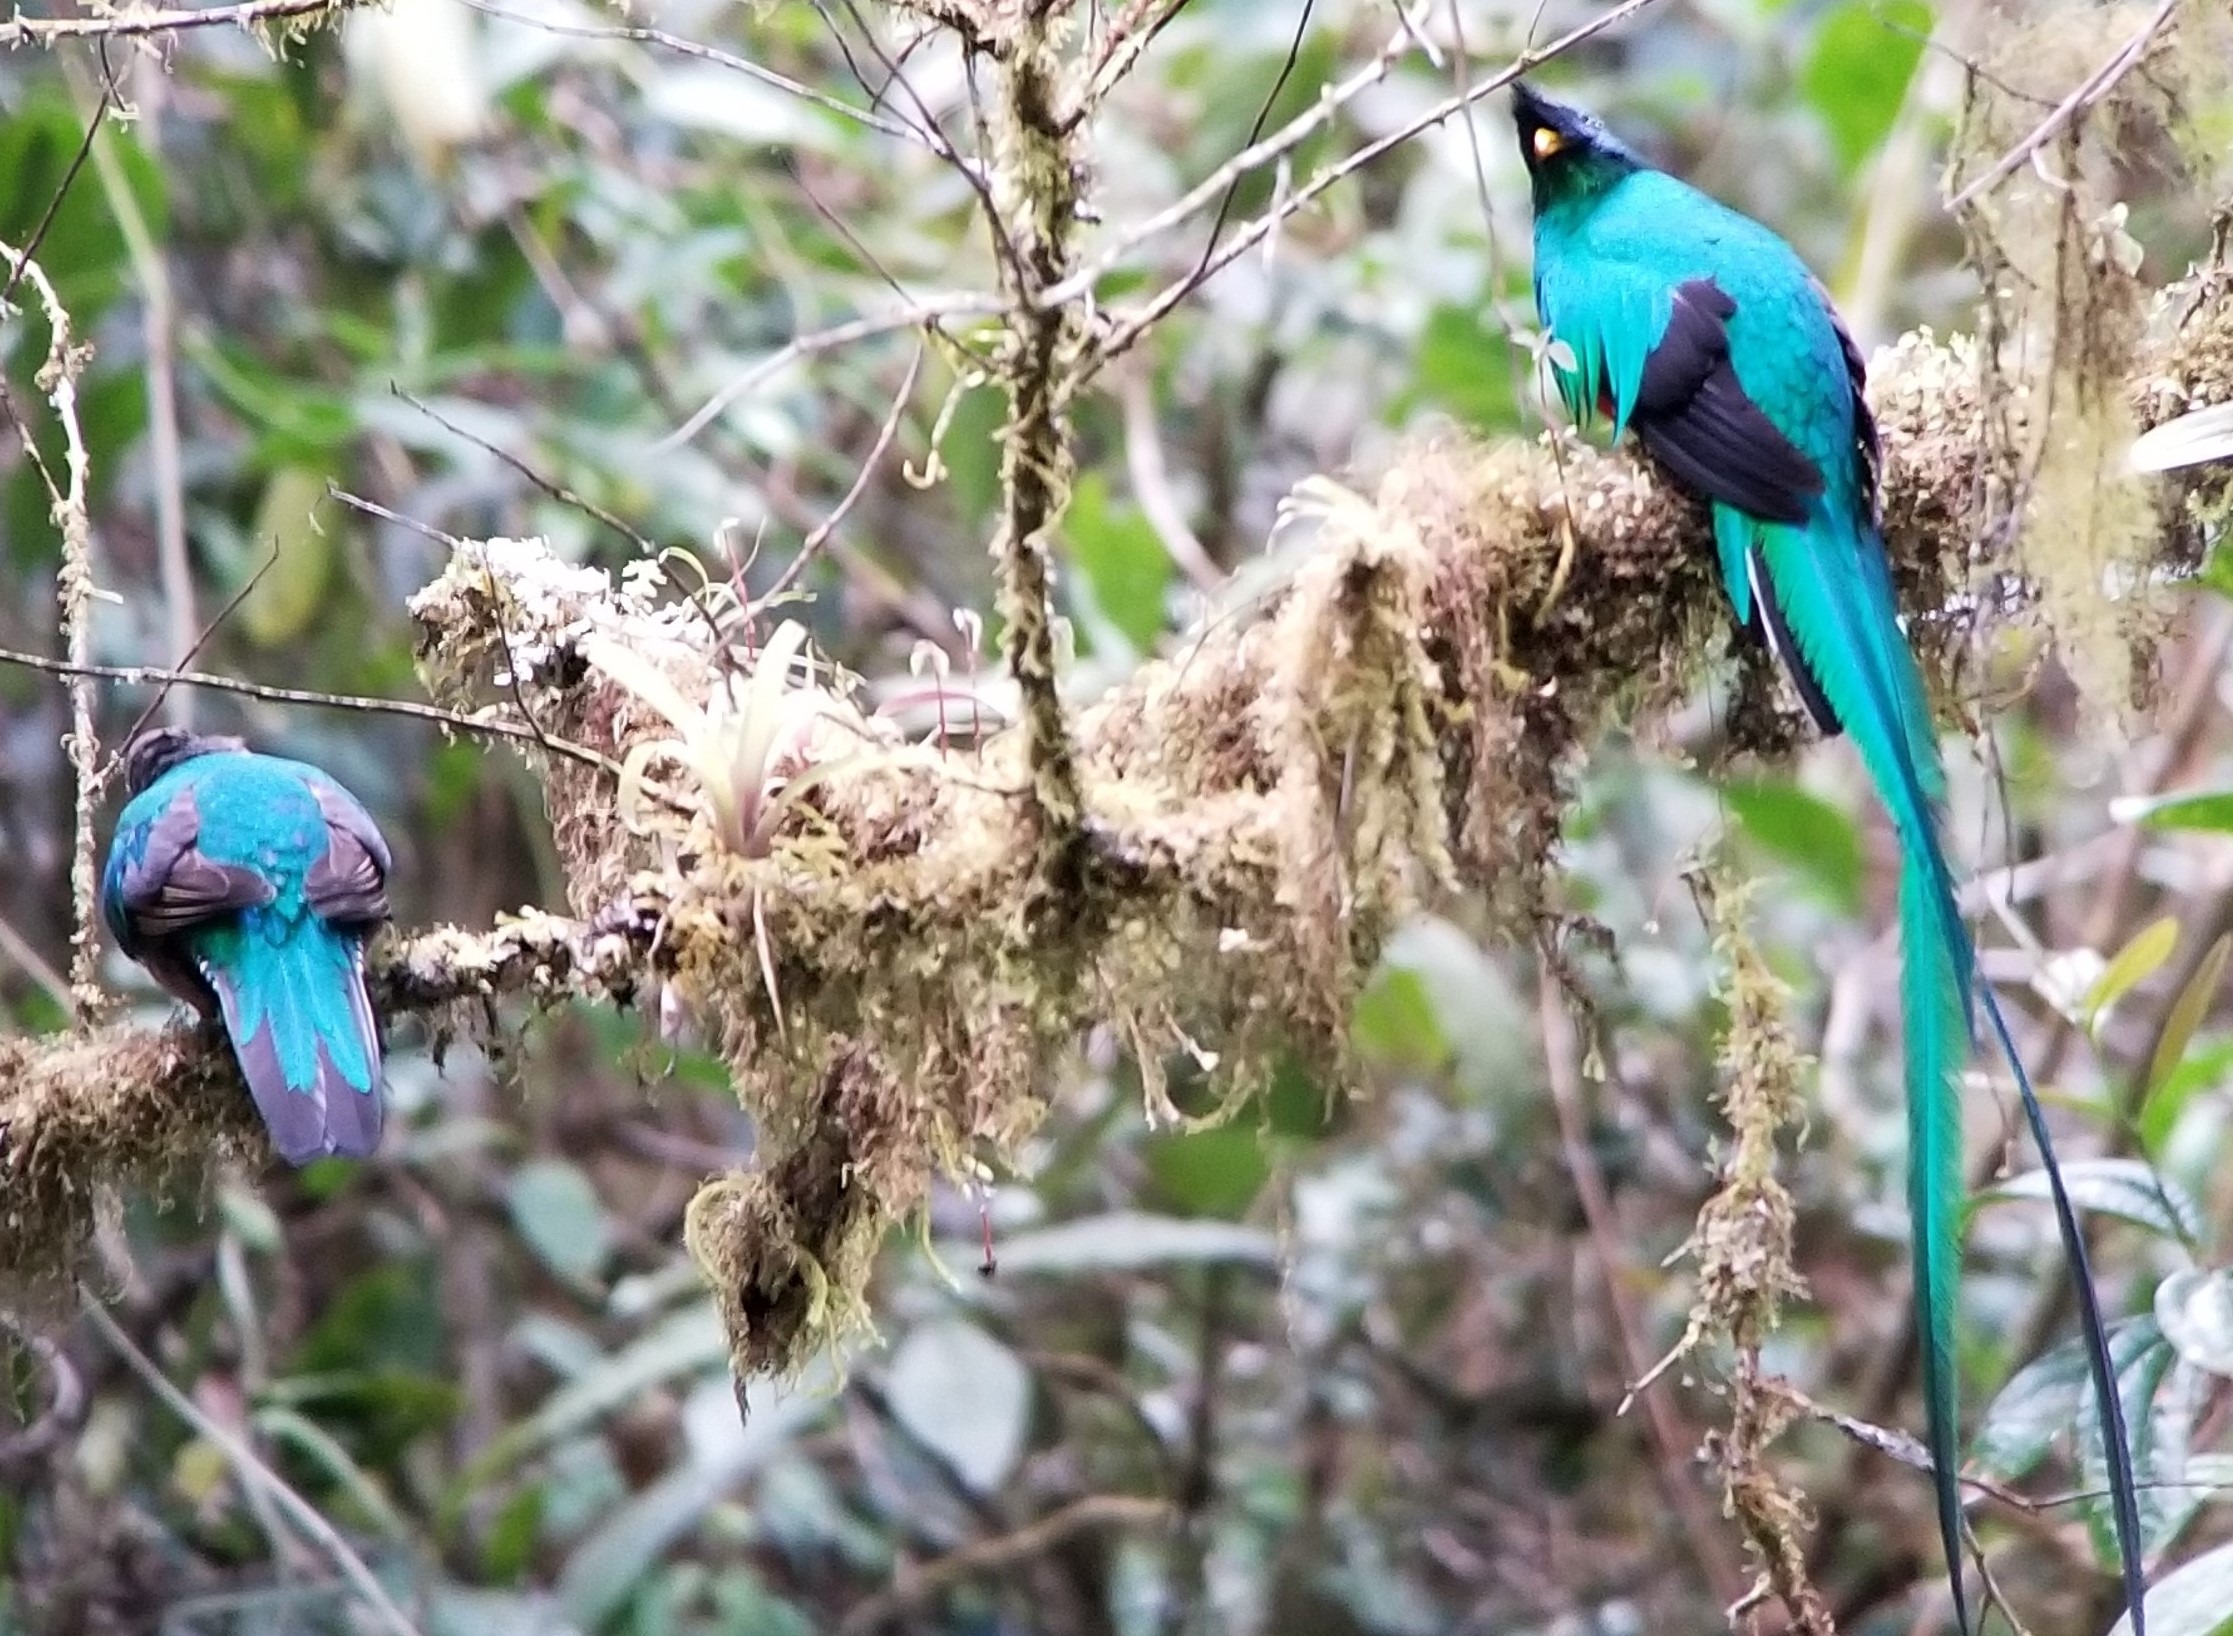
{"left": 1511, "top": 82, "right": 1641, "bottom": 215}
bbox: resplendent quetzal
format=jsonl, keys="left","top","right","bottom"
{"left": 104, "top": 727, "right": 392, "bottom": 1165}
{"left": 1511, "top": 82, "right": 2144, "bottom": 1630}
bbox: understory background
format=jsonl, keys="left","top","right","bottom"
{"left": 3, "top": 0, "right": 2233, "bottom": 1633}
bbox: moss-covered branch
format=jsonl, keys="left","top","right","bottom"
{"left": 5, "top": 285, "right": 2229, "bottom": 1378}
{"left": 986, "top": 3, "right": 1092, "bottom": 931}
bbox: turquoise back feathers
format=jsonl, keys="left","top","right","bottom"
{"left": 1512, "top": 82, "right": 2145, "bottom": 1634}
{"left": 103, "top": 727, "right": 393, "bottom": 1166}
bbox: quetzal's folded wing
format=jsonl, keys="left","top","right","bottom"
{"left": 303, "top": 777, "right": 393, "bottom": 929}
{"left": 104, "top": 784, "right": 276, "bottom": 1016}
{"left": 1533, "top": 259, "right": 1837, "bottom": 729}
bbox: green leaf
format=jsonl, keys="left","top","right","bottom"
{"left": 1979, "top": 1157, "right": 2203, "bottom": 1244}
{"left": 938, "top": 381, "right": 1006, "bottom": 526}
{"left": 1262, "top": 1055, "right": 1340, "bottom": 1141}
{"left": 557, "top": 1378, "right": 825, "bottom": 1628}
{"left": 2141, "top": 1036, "right": 2233, "bottom": 1158}
{"left": 2110, "top": 1533, "right": 2233, "bottom": 1636}
{"left": 1723, "top": 779, "right": 1864, "bottom": 914}
{"left": 261, "top": 1367, "right": 459, "bottom": 1465}
{"left": 2149, "top": 934, "right": 2233, "bottom": 1101}
{"left": 1409, "top": 304, "right": 1522, "bottom": 430}
{"left": 186, "top": 333, "right": 360, "bottom": 466}
{"left": 1800, "top": 0, "right": 1933, "bottom": 173}
{"left": 885, "top": 1319, "right": 1032, "bottom": 1494}
{"left": 291, "top": 1262, "right": 444, "bottom": 1376}
{"left": 2157, "top": 1268, "right": 2233, "bottom": 1378}
{"left": 1351, "top": 966, "right": 1450, "bottom": 1076}
{"left": 508, "top": 1159, "right": 613, "bottom": 1288}
{"left": 2111, "top": 790, "right": 2233, "bottom": 833}
{"left": 2074, "top": 1317, "right": 2199, "bottom": 1564}
{"left": 482, "top": 1486, "right": 545, "bottom": 1584}
{"left": 1144, "top": 1121, "right": 1270, "bottom": 1220}
{"left": 1978, "top": 1318, "right": 2207, "bottom": 1569}
{"left": 941, "top": 1211, "right": 1278, "bottom": 1276}
{"left": 0, "top": 98, "right": 164, "bottom": 320}
{"left": 252, "top": 1405, "right": 414, "bottom": 1541}
{"left": 1067, "top": 471, "right": 1171, "bottom": 653}
{"left": 241, "top": 466, "right": 340, "bottom": 647}
{"left": 2085, "top": 915, "right": 2179, "bottom": 1033}
{"left": 1363, "top": 916, "right": 1528, "bottom": 1105}
{"left": 469, "top": 1305, "right": 726, "bottom": 1485}
{"left": 707, "top": 1572, "right": 819, "bottom": 1636}
{"left": 428, "top": 1588, "right": 580, "bottom": 1636}
{"left": 1974, "top": 1335, "right": 2091, "bottom": 1481}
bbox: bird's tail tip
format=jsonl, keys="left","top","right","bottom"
{"left": 207, "top": 960, "right": 387, "bottom": 1167}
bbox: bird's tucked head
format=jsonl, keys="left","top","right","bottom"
{"left": 123, "top": 727, "right": 249, "bottom": 797}
{"left": 1512, "top": 82, "right": 1641, "bottom": 213}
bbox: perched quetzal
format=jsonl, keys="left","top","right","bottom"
{"left": 1511, "top": 83, "right": 2144, "bottom": 1629}
{"left": 104, "top": 727, "right": 392, "bottom": 1165}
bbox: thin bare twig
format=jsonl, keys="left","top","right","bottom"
{"left": 1944, "top": 0, "right": 2182, "bottom": 210}
{"left": 323, "top": 487, "right": 611, "bottom": 774}
{"left": 1536, "top": 947, "right": 1749, "bottom": 1607}
{"left": 454, "top": 0, "right": 938, "bottom": 152}
{"left": 1117, "top": 361, "right": 1220, "bottom": 592}
{"left": 830, "top": 0, "right": 1024, "bottom": 280}
{"left": 834, "top": 1494, "right": 1170, "bottom": 1636}
{"left": 1443, "top": 0, "right": 1533, "bottom": 415}
{"left": 1183, "top": 0, "right": 1319, "bottom": 294}
{"left": 1070, "top": 0, "right": 1193, "bottom": 121}
{"left": 0, "top": 0, "right": 362, "bottom": 44}
{"left": 0, "top": 73, "right": 108, "bottom": 314}
{"left": 1089, "top": 0, "right": 1671, "bottom": 365}
{"left": 654, "top": 295, "right": 996, "bottom": 454}
{"left": 755, "top": 346, "right": 924, "bottom": 611}
{"left": 0, "top": 912, "right": 74, "bottom": 1016}
{"left": 81, "top": 1298, "right": 427, "bottom": 1636}
{"left": 396, "top": 387, "right": 656, "bottom": 556}
{"left": 111, "top": 542, "right": 287, "bottom": 765}
{"left": 1040, "top": 16, "right": 1428, "bottom": 313}
{"left": 876, "top": 0, "right": 992, "bottom": 54}
{"left": 0, "top": 645, "right": 617, "bottom": 776}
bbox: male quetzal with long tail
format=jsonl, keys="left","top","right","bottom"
{"left": 104, "top": 727, "right": 392, "bottom": 1165}
{"left": 1511, "top": 82, "right": 2145, "bottom": 1630}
